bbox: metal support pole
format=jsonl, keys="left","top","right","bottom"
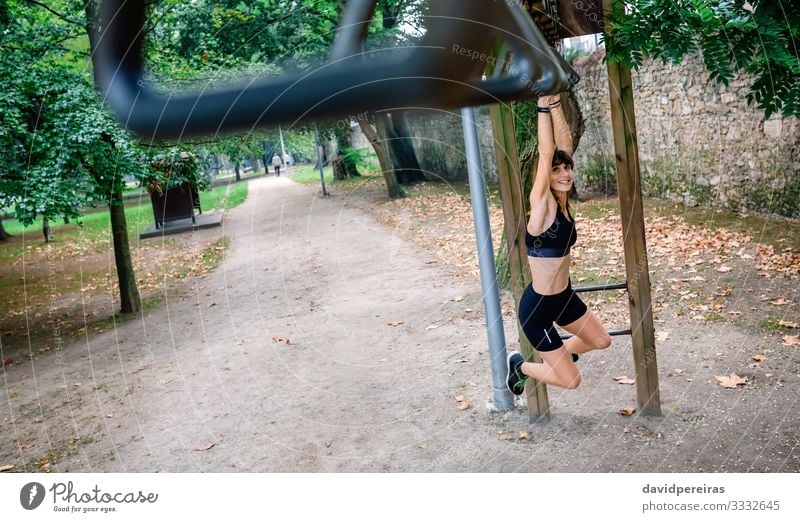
{"left": 313, "top": 124, "right": 329, "bottom": 197}
{"left": 461, "top": 107, "right": 514, "bottom": 411}
{"left": 279, "top": 125, "right": 288, "bottom": 174}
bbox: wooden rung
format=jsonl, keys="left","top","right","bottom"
{"left": 573, "top": 282, "right": 628, "bottom": 293}
{"left": 560, "top": 328, "right": 631, "bottom": 340}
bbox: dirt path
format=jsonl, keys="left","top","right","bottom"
{"left": 1, "top": 177, "right": 798, "bottom": 472}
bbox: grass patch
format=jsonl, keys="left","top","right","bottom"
{"left": 1, "top": 184, "right": 248, "bottom": 251}
{"left": 200, "top": 236, "right": 231, "bottom": 270}
{"left": 705, "top": 312, "right": 727, "bottom": 323}
{"left": 84, "top": 294, "right": 166, "bottom": 335}
{"left": 200, "top": 182, "right": 249, "bottom": 211}
{"left": 574, "top": 198, "right": 619, "bottom": 220}
{"left": 571, "top": 272, "right": 610, "bottom": 286}
{"left": 759, "top": 318, "right": 792, "bottom": 332}
{"left": 289, "top": 165, "right": 385, "bottom": 189}
{"left": 289, "top": 165, "right": 335, "bottom": 185}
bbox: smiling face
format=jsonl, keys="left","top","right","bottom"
{"left": 550, "top": 160, "right": 574, "bottom": 193}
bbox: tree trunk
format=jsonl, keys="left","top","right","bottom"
{"left": 42, "top": 218, "right": 53, "bottom": 243}
{"left": 84, "top": 0, "right": 100, "bottom": 51}
{"left": 0, "top": 215, "right": 11, "bottom": 241}
{"left": 316, "top": 141, "right": 330, "bottom": 170}
{"left": 109, "top": 183, "right": 141, "bottom": 314}
{"left": 363, "top": 116, "right": 404, "bottom": 199}
{"left": 234, "top": 162, "right": 241, "bottom": 181}
{"left": 387, "top": 113, "right": 425, "bottom": 184}
{"left": 332, "top": 128, "right": 361, "bottom": 180}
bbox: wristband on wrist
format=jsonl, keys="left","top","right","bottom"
{"left": 537, "top": 107, "right": 551, "bottom": 113}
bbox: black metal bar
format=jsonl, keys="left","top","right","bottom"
{"left": 93, "top": 0, "right": 579, "bottom": 139}
{"left": 330, "top": 0, "right": 378, "bottom": 61}
{"left": 560, "top": 328, "right": 632, "bottom": 340}
{"left": 573, "top": 282, "right": 628, "bottom": 293}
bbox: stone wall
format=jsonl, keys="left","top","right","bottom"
{"left": 571, "top": 49, "right": 800, "bottom": 218}
{"left": 349, "top": 109, "right": 498, "bottom": 183}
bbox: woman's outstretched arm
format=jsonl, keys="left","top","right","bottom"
{"left": 528, "top": 96, "right": 557, "bottom": 234}
{"left": 550, "top": 94, "right": 573, "bottom": 157}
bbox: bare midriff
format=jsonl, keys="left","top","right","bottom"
{"left": 528, "top": 255, "right": 571, "bottom": 295}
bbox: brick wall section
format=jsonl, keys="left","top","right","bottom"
{"left": 571, "top": 49, "right": 800, "bottom": 218}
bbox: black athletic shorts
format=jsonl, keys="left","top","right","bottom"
{"left": 518, "top": 281, "right": 588, "bottom": 352}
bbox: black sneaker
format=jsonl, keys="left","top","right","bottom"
{"left": 571, "top": 353, "right": 579, "bottom": 363}
{"left": 506, "top": 352, "right": 528, "bottom": 395}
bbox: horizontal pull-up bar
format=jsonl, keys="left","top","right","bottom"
{"left": 92, "top": 0, "right": 578, "bottom": 139}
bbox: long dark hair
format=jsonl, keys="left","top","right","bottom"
{"left": 551, "top": 149, "right": 575, "bottom": 218}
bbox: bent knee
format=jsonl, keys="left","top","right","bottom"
{"left": 563, "top": 372, "right": 581, "bottom": 389}
{"left": 596, "top": 334, "right": 612, "bottom": 350}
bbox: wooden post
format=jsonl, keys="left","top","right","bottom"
{"left": 603, "top": 0, "right": 661, "bottom": 416}
{"left": 488, "top": 102, "right": 550, "bottom": 421}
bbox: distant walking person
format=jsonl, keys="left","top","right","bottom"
{"left": 272, "top": 154, "right": 282, "bottom": 177}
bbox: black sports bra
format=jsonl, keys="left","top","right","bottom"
{"left": 525, "top": 209, "right": 577, "bottom": 258}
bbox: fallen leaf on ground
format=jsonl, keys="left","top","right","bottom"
{"left": 457, "top": 401, "right": 471, "bottom": 411}
{"left": 674, "top": 369, "right": 684, "bottom": 375}
{"left": 716, "top": 265, "right": 732, "bottom": 273}
{"left": 655, "top": 331, "right": 670, "bottom": 342}
{"left": 2, "top": 358, "right": 12, "bottom": 366}
{"left": 419, "top": 444, "right": 428, "bottom": 449}
{"left": 194, "top": 443, "right": 215, "bottom": 451}
{"left": 518, "top": 431, "right": 530, "bottom": 441}
{"left": 769, "top": 298, "right": 790, "bottom": 306}
{"left": 782, "top": 335, "right": 799, "bottom": 347}
{"left": 0, "top": 464, "right": 15, "bottom": 472}
{"left": 455, "top": 395, "right": 465, "bottom": 402}
{"left": 613, "top": 376, "right": 636, "bottom": 385}
{"left": 498, "top": 432, "right": 512, "bottom": 441}
{"left": 453, "top": 296, "right": 464, "bottom": 302}
{"left": 715, "top": 373, "right": 748, "bottom": 388}
{"left": 619, "top": 407, "right": 636, "bottom": 416}
{"left": 778, "top": 320, "right": 798, "bottom": 328}
{"left": 752, "top": 354, "right": 766, "bottom": 362}
{"left": 425, "top": 324, "right": 439, "bottom": 330}
{"left": 386, "top": 321, "right": 404, "bottom": 327}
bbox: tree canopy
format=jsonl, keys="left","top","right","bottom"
{"left": 604, "top": 0, "right": 800, "bottom": 118}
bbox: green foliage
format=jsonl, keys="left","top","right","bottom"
{"left": 495, "top": 229, "right": 511, "bottom": 290}
{"left": 340, "top": 147, "right": 377, "bottom": 172}
{"left": 1, "top": 0, "right": 150, "bottom": 227}
{"left": 605, "top": 0, "right": 800, "bottom": 118}
{"left": 512, "top": 99, "right": 540, "bottom": 161}
{"left": 581, "top": 155, "right": 617, "bottom": 195}
{"left": 564, "top": 47, "right": 592, "bottom": 65}
{"left": 731, "top": 173, "right": 800, "bottom": 218}
{"left": 146, "top": 151, "right": 208, "bottom": 194}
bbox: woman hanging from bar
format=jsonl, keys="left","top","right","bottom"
{"left": 506, "top": 93, "right": 612, "bottom": 395}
